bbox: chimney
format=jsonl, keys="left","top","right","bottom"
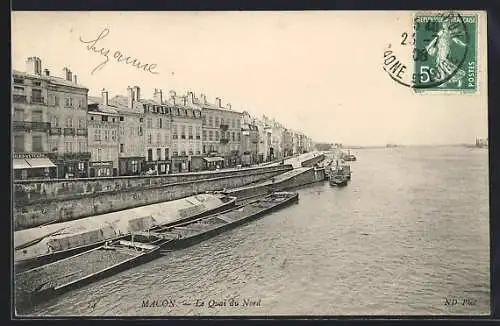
{"left": 133, "top": 86, "right": 140, "bottom": 101}
{"left": 187, "top": 91, "right": 195, "bottom": 105}
{"left": 127, "top": 86, "right": 134, "bottom": 108}
{"left": 169, "top": 90, "right": 176, "bottom": 100}
{"left": 43, "top": 69, "right": 50, "bottom": 76}
{"left": 26, "top": 57, "right": 42, "bottom": 75}
{"left": 62, "top": 67, "right": 72, "bottom": 81}
{"left": 200, "top": 93, "right": 207, "bottom": 105}
{"left": 73, "top": 74, "right": 78, "bottom": 84}
{"left": 154, "top": 88, "right": 163, "bottom": 104}
{"left": 226, "top": 103, "right": 232, "bottom": 110}
{"left": 215, "top": 97, "right": 222, "bottom": 108}
{"left": 101, "top": 88, "right": 109, "bottom": 106}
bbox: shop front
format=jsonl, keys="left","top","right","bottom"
{"left": 144, "top": 160, "right": 171, "bottom": 175}
{"left": 171, "top": 156, "right": 189, "bottom": 174}
{"left": 48, "top": 152, "right": 91, "bottom": 179}
{"left": 13, "top": 153, "right": 57, "bottom": 180}
{"left": 89, "top": 161, "right": 114, "bottom": 177}
{"left": 204, "top": 156, "right": 224, "bottom": 170}
{"left": 119, "top": 157, "right": 145, "bottom": 176}
{"left": 227, "top": 150, "right": 241, "bottom": 168}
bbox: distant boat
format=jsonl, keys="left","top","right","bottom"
{"left": 386, "top": 144, "right": 398, "bottom": 148}
{"left": 342, "top": 150, "right": 357, "bottom": 161}
{"left": 328, "top": 160, "right": 350, "bottom": 187}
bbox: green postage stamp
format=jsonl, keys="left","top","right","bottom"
{"left": 413, "top": 12, "right": 478, "bottom": 92}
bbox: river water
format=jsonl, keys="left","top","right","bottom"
{"left": 19, "top": 146, "right": 490, "bottom": 316}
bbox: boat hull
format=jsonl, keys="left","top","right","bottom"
{"left": 15, "top": 243, "right": 161, "bottom": 310}
{"left": 14, "top": 196, "right": 236, "bottom": 273}
{"left": 161, "top": 193, "right": 299, "bottom": 251}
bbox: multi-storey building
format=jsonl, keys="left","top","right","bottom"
{"left": 108, "top": 88, "right": 146, "bottom": 176}
{"left": 199, "top": 95, "right": 242, "bottom": 168}
{"left": 12, "top": 57, "right": 90, "bottom": 180}
{"left": 87, "top": 89, "right": 119, "bottom": 177}
{"left": 241, "top": 111, "right": 259, "bottom": 165}
{"left": 129, "top": 86, "right": 172, "bottom": 174}
{"left": 168, "top": 91, "right": 203, "bottom": 173}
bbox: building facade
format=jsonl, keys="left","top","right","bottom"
{"left": 167, "top": 91, "right": 203, "bottom": 173}
{"left": 240, "top": 111, "right": 259, "bottom": 165}
{"left": 87, "top": 89, "right": 119, "bottom": 177}
{"left": 12, "top": 57, "right": 90, "bottom": 179}
{"left": 199, "top": 96, "right": 242, "bottom": 168}
{"left": 132, "top": 86, "right": 172, "bottom": 175}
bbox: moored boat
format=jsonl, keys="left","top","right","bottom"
{"left": 15, "top": 194, "right": 236, "bottom": 273}
{"left": 124, "top": 192, "right": 299, "bottom": 251}
{"left": 342, "top": 150, "right": 357, "bottom": 161}
{"left": 15, "top": 240, "right": 161, "bottom": 310}
{"left": 329, "top": 173, "right": 348, "bottom": 187}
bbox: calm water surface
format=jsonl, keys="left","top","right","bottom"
{"left": 22, "top": 146, "right": 490, "bottom": 316}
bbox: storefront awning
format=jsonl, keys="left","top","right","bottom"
{"left": 25, "top": 158, "right": 57, "bottom": 169}
{"left": 204, "top": 157, "right": 224, "bottom": 163}
{"left": 13, "top": 158, "right": 31, "bottom": 170}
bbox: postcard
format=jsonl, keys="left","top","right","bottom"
{"left": 11, "top": 10, "right": 489, "bottom": 317}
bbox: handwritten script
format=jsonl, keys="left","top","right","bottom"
{"left": 79, "top": 28, "right": 159, "bottom": 75}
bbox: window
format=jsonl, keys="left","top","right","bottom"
{"left": 94, "top": 129, "right": 101, "bottom": 141}
{"left": 188, "top": 126, "right": 193, "bottom": 139}
{"left": 147, "top": 149, "right": 153, "bottom": 161}
{"left": 49, "top": 139, "right": 58, "bottom": 152}
{"left": 78, "top": 99, "right": 84, "bottom": 108}
{"left": 111, "top": 130, "right": 116, "bottom": 141}
{"left": 13, "top": 78, "right": 23, "bottom": 84}
{"left": 120, "top": 116, "right": 124, "bottom": 122}
{"left": 78, "top": 141, "right": 87, "bottom": 152}
{"left": 202, "top": 145, "right": 206, "bottom": 154}
{"left": 208, "top": 116, "right": 213, "bottom": 127}
{"left": 215, "top": 131, "right": 219, "bottom": 140}
{"left": 237, "top": 119, "right": 240, "bottom": 128}
{"left": 215, "top": 117, "right": 219, "bottom": 127}
{"left": 14, "top": 135, "right": 24, "bottom": 152}
{"left": 232, "top": 119, "right": 236, "bottom": 128}
{"left": 55, "top": 96, "right": 60, "bottom": 106}
{"left": 157, "top": 148, "right": 162, "bottom": 161}
{"left": 181, "top": 125, "right": 186, "bottom": 139}
{"left": 104, "top": 130, "right": 109, "bottom": 141}
{"left": 165, "top": 133, "right": 169, "bottom": 143}
{"left": 14, "top": 108, "right": 24, "bottom": 121}
{"left": 102, "top": 115, "right": 108, "bottom": 122}
{"left": 165, "top": 148, "right": 169, "bottom": 159}
{"left": 14, "top": 86, "right": 24, "bottom": 93}
{"left": 32, "top": 135, "right": 44, "bottom": 152}
{"left": 139, "top": 126, "right": 143, "bottom": 136}
{"left": 188, "top": 148, "right": 193, "bottom": 155}
{"left": 195, "top": 126, "right": 201, "bottom": 139}
{"left": 158, "top": 118, "right": 162, "bottom": 128}
{"left": 33, "top": 81, "right": 41, "bottom": 86}
{"left": 65, "top": 97, "right": 73, "bottom": 108}
{"left": 140, "top": 117, "right": 144, "bottom": 123}
{"left": 148, "top": 134, "right": 152, "bottom": 144}
{"left": 203, "top": 130, "right": 207, "bottom": 141}
{"left": 51, "top": 116, "right": 59, "bottom": 127}
{"left": 202, "top": 115, "right": 206, "bottom": 125}
{"left": 32, "top": 110, "right": 43, "bottom": 122}
{"left": 90, "top": 116, "right": 94, "bottom": 121}
{"left": 237, "top": 132, "right": 241, "bottom": 141}
{"left": 97, "top": 148, "right": 102, "bottom": 161}
{"left": 66, "top": 117, "right": 73, "bottom": 128}
{"left": 78, "top": 119, "right": 85, "bottom": 129}
{"left": 64, "top": 141, "right": 73, "bottom": 153}
{"left": 208, "top": 130, "right": 213, "bottom": 141}
{"left": 112, "top": 118, "right": 116, "bottom": 123}
{"left": 172, "top": 124, "right": 178, "bottom": 139}
{"left": 156, "top": 133, "right": 161, "bottom": 144}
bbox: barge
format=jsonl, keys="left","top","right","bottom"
{"left": 15, "top": 194, "right": 236, "bottom": 273}
{"left": 125, "top": 192, "right": 299, "bottom": 251}
{"left": 15, "top": 240, "right": 161, "bottom": 310}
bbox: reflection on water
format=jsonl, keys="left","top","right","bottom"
{"left": 20, "top": 146, "right": 490, "bottom": 316}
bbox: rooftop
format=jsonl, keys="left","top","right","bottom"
{"left": 12, "top": 69, "right": 88, "bottom": 90}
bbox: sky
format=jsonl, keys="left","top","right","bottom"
{"left": 11, "top": 11, "right": 488, "bottom": 146}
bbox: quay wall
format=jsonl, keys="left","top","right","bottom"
{"left": 13, "top": 165, "right": 293, "bottom": 205}
{"left": 14, "top": 165, "right": 293, "bottom": 230}
{"left": 227, "top": 167, "right": 326, "bottom": 201}
{"left": 301, "top": 154, "right": 326, "bottom": 167}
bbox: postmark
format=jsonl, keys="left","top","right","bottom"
{"left": 383, "top": 11, "right": 477, "bottom": 92}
